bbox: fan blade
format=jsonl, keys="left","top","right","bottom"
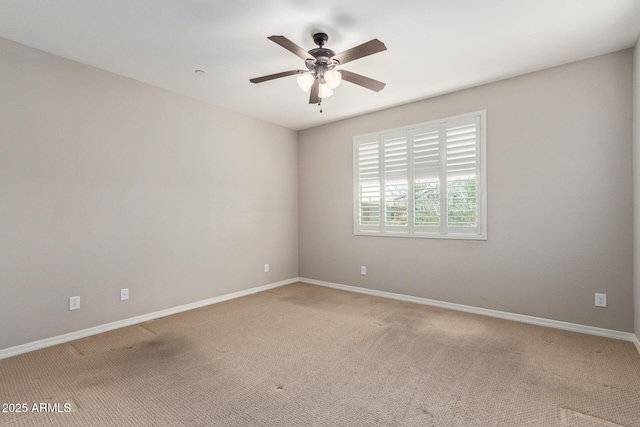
{"left": 340, "top": 70, "right": 386, "bottom": 92}
{"left": 331, "top": 39, "right": 386, "bottom": 65}
{"left": 309, "top": 79, "right": 320, "bottom": 104}
{"left": 268, "top": 36, "right": 315, "bottom": 61}
{"left": 250, "top": 70, "right": 305, "bottom": 84}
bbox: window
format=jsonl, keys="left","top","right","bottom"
{"left": 353, "top": 110, "right": 486, "bottom": 239}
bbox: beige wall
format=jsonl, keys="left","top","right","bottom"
{"left": 634, "top": 39, "right": 640, "bottom": 340}
{"left": 0, "top": 38, "right": 298, "bottom": 350}
{"left": 1, "top": 36, "right": 636, "bottom": 352}
{"left": 299, "top": 50, "right": 634, "bottom": 332}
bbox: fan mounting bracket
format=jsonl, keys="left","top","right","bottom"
{"left": 313, "top": 32, "right": 329, "bottom": 47}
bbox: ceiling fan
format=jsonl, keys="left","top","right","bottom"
{"left": 250, "top": 32, "right": 387, "bottom": 105}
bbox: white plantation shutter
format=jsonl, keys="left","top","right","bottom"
{"left": 383, "top": 131, "right": 409, "bottom": 231}
{"left": 444, "top": 116, "right": 480, "bottom": 234}
{"left": 354, "top": 110, "right": 486, "bottom": 239}
{"left": 356, "top": 135, "right": 381, "bottom": 230}
{"left": 412, "top": 124, "right": 441, "bottom": 231}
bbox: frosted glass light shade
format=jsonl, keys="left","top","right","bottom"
{"left": 324, "top": 69, "right": 342, "bottom": 89}
{"left": 318, "top": 83, "right": 334, "bottom": 98}
{"left": 297, "top": 73, "right": 315, "bottom": 92}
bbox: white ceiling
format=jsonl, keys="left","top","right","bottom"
{"left": 1, "top": 0, "right": 639, "bottom": 130}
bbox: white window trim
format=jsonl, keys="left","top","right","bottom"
{"left": 353, "top": 110, "right": 487, "bottom": 241}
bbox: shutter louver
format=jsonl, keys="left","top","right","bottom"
{"left": 413, "top": 126, "right": 440, "bottom": 180}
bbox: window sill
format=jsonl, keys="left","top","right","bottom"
{"left": 354, "top": 231, "right": 487, "bottom": 241}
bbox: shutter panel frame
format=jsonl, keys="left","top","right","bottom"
{"left": 354, "top": 110, "right": 486, "bottom": 240}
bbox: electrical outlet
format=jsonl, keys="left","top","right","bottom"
{"left": 595, "top": 293, "right": 607, "bottom": 308}
{"left": 264, "top": 264, "right": 269, "bottom": 273}
{"left": 120, "top": 288, "right": 129, "bottom": 301}
{"left": 361, "top": 266, "right": 367, "bottom": 275}
{"left": 69, "top": 296, "right": 80, "bottom": 311}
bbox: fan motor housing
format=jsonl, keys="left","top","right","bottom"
{"left": 306, "top": 47, "right": 336, "bottom": 70}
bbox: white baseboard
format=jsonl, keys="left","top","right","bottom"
{"left": 0, "top": 278, "right": 297, "bottom": 360}
{"left": 301, "top": 278, "right": 638, "bottom": 345}
{"left": 4, "top": 277, "right": 638, "bottom": 360}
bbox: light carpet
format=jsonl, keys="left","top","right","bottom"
{"left": 1, "top": 282, "right": 639, "bottom": 426}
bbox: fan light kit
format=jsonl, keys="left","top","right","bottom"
{"left": 250, "top": 32, "right": 387, "bottom": 108}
